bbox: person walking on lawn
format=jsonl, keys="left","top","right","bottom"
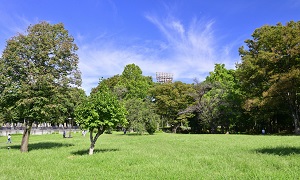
{"left": 7, "top": 134, "right": 12, "bottom": 143}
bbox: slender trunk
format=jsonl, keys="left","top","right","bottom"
{"left": 89, "top": 130, "right": 95, "bottom": 155}
{"left": 172, "top": 124, "right": 180, "bottom": 133}
{"left": 20, "top": 120, "right": 33, "bottom": 152}
{"left": 89, "top": 127, "right": 105, "bottom": 155}
{"left": 89, "top": 141, "right": 95, "bottom": 155}
{"left": 291, "top": 111, "right": 300, "bottom": 134}
{"left": 210, "top": 121, "right": 215, "bottom": 134}
{"left": 287, "top": 92, "right": 300, "bottom": 134}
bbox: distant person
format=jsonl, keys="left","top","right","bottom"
{"left": 63, "top": 131, "right": 66, "bottom": 138}
{"left": 82, "top": 130, "right": 86, "bottom": 137}
{"left": 7, "top": 134, "right": 12, "bottom": 143}
{"left": 262, "top": 129, "right": 265, "bottom": 135}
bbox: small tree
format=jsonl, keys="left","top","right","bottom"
{"left": 145, "top": 118, "right": 158, "bottom": 135}
{"left": 124, "top": 98, "right": 160, "bottom": 134}
{"left": 75, "top": 85, "right": 127, "bottom": 155}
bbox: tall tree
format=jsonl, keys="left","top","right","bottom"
{"left": 237, "top": 21, "right": 300, "bottom": 134}
{"left": 202, "top": 64, "right": 242, "bottom": 133}
{"left": 118, "top": 64, "right": 153, "bottom": 100}
{"left": 75, "top": 84, "right": 127, "bottom": 155}
{"left": 150, "top": 81, "right": 194, "bottom": 133}
{"left": 90, "top": 75, "right": 121, "bottom": 95}
{"left": 184, "top": 80, "right": 212, "bottom": 133}
{"left": 0, "top": 22, "right": 81, "bottom": 152}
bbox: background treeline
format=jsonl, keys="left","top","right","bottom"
{"left": 1, "top": 21, "right": 300, "bottom": 137}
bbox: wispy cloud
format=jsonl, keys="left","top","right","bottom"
{"left": 77, "top": 41, "right": 162, "bottom": 94}
{"left": 77, "top": 13, "right": 238, "bottom": 94}
{"left": 0, "top": 12, "right": 38, "bottom": 53}
{"left": 0, "top": 7, "right": 237, "bottom": 95}
{"left": 0, "top": 13, "right": 35, "bottom": 36}
{"left": 145, "top": 14, "right": 231, "bottom": 77}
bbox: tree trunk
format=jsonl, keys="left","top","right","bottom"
{"left": 88, "top": 127, "right": 104, "bottom": 155}
{"left": 288, "top": 95, "right": 300, "bottom": 134}
{"left": 172, "top": 124, "right": 179, "bottom": 133}
{"left": 286, "top": 91, "right": 300, "bottom": 134}
{"left": 89, "top": 142, "right": 95, "bottom": 155}
{"left": 89, "top": 130, "right": 94, "bottom": 155}
{"left": 292, "top": 112, "right": 300, "bottom": 134}
{"left": 20, "top": 120, "right": 33, "bottom": 153}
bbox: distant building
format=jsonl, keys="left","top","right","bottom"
{"left": 156, "top": 72, "right": 173, "bottom": 83}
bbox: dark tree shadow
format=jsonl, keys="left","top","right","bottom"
{"left": 117, "top": 133, "right": 151, "bottom": 136}
{"left": 71, "top": 148, "right": 119, "bottom": 156}
{"left": 255, "top": 146, "right": 300, "bottom": 156}
{"left": 1, "top": 142, "right": 74, "bottom": 151}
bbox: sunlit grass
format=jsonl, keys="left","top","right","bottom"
{"left": 1, "top": 132, "right": 300, "bottom": 179}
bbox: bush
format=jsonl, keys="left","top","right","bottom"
{"left": 105, "top": 128, "right": 113, "bottom": 134}
{"left": 145, "top": 119, "right": 157, "bottom": 135}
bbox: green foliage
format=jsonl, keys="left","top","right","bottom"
{"left": 145, "top": 119, "right": 157, "bottom": 135}
{"left": 91, "top": 64, "right": 153, "bottom": 101}
{"left": 91, "top": 75, "right": 121, "bottom": 95}
{"left": 237, "top": 21, "right": 300, "bottom": 133}
{"left": 200, "top": 64, "right": 242, "bottom": 133}
{"left": 150, "top": 81, "right": 195, "bottom": 133}
{"left": 0, "top": 21, "right": 82, "bottom": 152}
{"left": 75, "top": 85, "right": 127, "bottom": 131}
{"left": 75, "top": 83, "right": 127, "bottom": 154}
{"left": 90, "top": 64, "right": 157, "bottom": 135}
{"left": 0, "top": 22, "right": 81, "bottom": 123}
{"left": 118, "top": 64, "right": 153, "bottom": 100}
{"left": 124, "top": 98, "right": 160, "bottom": 135}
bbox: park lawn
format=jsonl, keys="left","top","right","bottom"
{"left": 0, "top": 132, "right": 300, "bottom": 179}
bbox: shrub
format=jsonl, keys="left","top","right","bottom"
{"left": 145, "top": 119, "right": 157, "bottom": 135}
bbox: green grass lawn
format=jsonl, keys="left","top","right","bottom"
{"left": 1, "top": 132, "right": 300, "bottom": 179}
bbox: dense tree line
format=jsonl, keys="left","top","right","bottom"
{"left": 1, "top": 20, "right": 300, "bottom": 154}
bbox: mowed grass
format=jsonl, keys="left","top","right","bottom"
{"left": 1, "top": 132, "right": 300, "bottom": 179}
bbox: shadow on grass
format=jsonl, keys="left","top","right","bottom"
{"left": 71, "top": 148, "right": 119, "bottom": 156}
{"left": 116, "top": 133, "right": 151, "bottom": 136}
{"left": 255, "top": 146, "right": 300, "bottom": 156}
{"left": 1, "top": 142, "right": 74, "bottom": 151}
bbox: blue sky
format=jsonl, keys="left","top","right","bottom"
{"left": 1, "top": 0, "right": 300, "bottom": 94}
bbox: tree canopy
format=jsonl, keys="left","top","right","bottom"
{"left": 0, "top": 21, "right": 81, "bottom": 152}
{"left": 75, "top": 83, "right": 127, "bottom": 155}
{"left": 237, "top": 21, "right": 300, "bottom": 134}
{"left": 200, "top": 64, "right": 242, "bottom": 133}
{"left": 150, "top": 81, "right": 195, "bottom": 133}
{"left": 117, "top": 64, "right": 153, "bottom": 100}
{"left": 124, "top": 98, "right": 160, "bottom": 134}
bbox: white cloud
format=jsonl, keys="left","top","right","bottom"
{"left": 145, "top": 14, "right": 236, "bottom": 79}
{"left": 0, "top": 7, "right": 238, "bottom": 95}
{"left": 74, "top": 14, "right": 238, "bottom": 95}
{"left": 0, "top": 13, "right": 39, "bottom": 54}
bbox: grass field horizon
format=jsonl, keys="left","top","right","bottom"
{"left": 1, "top": 132, "right": 300, "bottom": 179}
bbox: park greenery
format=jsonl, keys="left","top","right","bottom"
{"left": 1, "top": 20, "right": 300, "bottom": 155}
{"left": 0, "top": 22, "right": 82, "bottom": 152}
{"left": 1, "top": 133, "right": 300, "bottom": 179}
{"left": 75, "top": 84, "right": 127, "bottom": 155}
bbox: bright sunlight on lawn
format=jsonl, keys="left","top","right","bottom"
{"left": 1, "top": 132, "right": 300, "bottom": 179}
